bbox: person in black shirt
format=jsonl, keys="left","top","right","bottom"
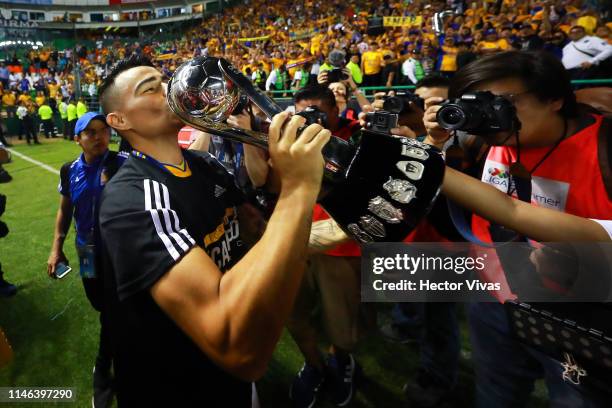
{"left": 517, "top": 23, "right": 544, "bottom": 51}
{"left": 98, "top": 55, "right": 331, "bottom": 406}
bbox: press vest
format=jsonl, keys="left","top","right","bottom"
{"left": 298, "top": 69, "right": 309, "bottom": 88}
{"left": 274, "top": 69, "right": 288, "bottom": 90}
{"left": 473, "top": 114, "right": 612, "bottom": 301}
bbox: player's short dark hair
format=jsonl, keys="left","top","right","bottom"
{"left": 294, "top": 85, "right": 337, "bottom": 109}
{"left": 450, "top": 51, "right": 578, "bottom": 118}
{"left": 415, "top": 75, "right": 451, "bottom": 90}
{"left": 99, "top": 54, "right": 155, "bottom": 114}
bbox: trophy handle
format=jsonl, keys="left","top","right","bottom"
{"left": 218, "top": 58, "right": 284, "bottom": 119}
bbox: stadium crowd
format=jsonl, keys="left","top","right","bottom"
{"left": 0, "top": 0, "right": 611, "bottom": 144}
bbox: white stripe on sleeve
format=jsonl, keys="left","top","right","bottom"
{"left": 144, "top": 179, "right": 180, "bottom": 260}
{"left": 153, "top": 180, "right": 191, "bottom": 251}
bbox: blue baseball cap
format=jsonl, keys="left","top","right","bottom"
{"left": 75, "top": 112, "right": 107, "bottom": 136}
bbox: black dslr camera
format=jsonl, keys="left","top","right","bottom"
{"left": 364, "top": 111, "right": 398, "bottom": 134}
{"left": 383, "top": 91, "right": 425, "bottom": 114}
{"left": 326, "top": 68, "right": 349, "bottom": 84}
{"left": 436, "top": 91, "right": 519, "bottom": 135}
{"left": 296, "top": 105, "right": 329, "bottom": 128}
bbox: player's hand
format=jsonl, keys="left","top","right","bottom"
{"left": 268, "top": 112, "right": 331, "bottom": 195}
{"left": 227, "top": 111, "right": 252, "bottom": 130}
{"left": 341, "top": 68, "right": 357, "bottom": 90}
{"left": 390, "top": 126, "right": 417, "bottom": 139}
{"left": 47, "top": 250, "right": 68, "bottom": 278}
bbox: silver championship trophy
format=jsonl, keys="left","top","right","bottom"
{"left": 167, "top": 56, "right": 446, "bottom": 242}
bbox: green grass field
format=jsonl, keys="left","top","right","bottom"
{"left": 0, "top": 138, "right": 547, "bottom": 407}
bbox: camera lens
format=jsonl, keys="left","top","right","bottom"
{"left": 437, "top": 105, "right": 466, "bottom": 130}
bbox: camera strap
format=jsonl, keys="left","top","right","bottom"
{"left": 508, "top": 119, "right": 568, "bottom": 201}
{"left": 445, "top": 135, "right": 501, "bottom": 247}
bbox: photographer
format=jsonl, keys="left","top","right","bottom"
{"left": 293, "top": 86, "right": 362, "bottom": 141}
{"left": 363, "top": 76, "right": 450, "bottom": 141}
{"left": 317, "top": 67, "right": 370, "bottom": 119}
{"left": 425, "top": 50, "right": 612, "bottom": 406}
{"left": 47, "top": 112, "right": 124, "bottom": 407}
{"left": 288, "top": 85, "right": 365, "bottom": 407}
{"left": 364, "top": 76, "right": 464, "bottom": 408}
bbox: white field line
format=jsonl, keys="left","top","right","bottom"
{"left": 8, "top": 148, "right": 60, "bottom": 175}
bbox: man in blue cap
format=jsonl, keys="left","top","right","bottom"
{"left": 47, "top": 111, "right": 125, "bottom": 408}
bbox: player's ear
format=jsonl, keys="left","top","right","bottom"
{"left": 106, "top": 112, "right": 129, "bottom": 132}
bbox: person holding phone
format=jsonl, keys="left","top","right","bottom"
{"left": 47, "top": 112, "right": 125, "bottom": 408}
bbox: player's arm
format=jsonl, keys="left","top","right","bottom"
{"left": 226, "top": 112, "right": 270, "bottom": 188}
{"left": 47, "top": 195, "right": 73, "bottom": 277}
{"left": 442, "top": 166, "right": 611, "bottom": 242}
{"left": 150, "top": 113, "right": 331, "bottom": 381}
{"left": 308, "top": 218, "right": 350, "bottom": 253}
{"left": 188, "top": 130, "right": 211, "bottom": 152}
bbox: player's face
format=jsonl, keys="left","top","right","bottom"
{"left": 111, "top": 66, "right": 184, "bottom": 139}
{"left": 77, "top": 119, "right": 110, "bottom": 157}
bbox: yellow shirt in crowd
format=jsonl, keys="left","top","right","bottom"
{"left": 2, "top": 93, "right": 15, "bottom": 107}
{"left": 361, "top": 51, "right": 383, "bottom": 75}
{"left": 440, "top": 46, "right": 458, "bottom": 72}
{"left": 478, "top": 40, "right": 510, "bottom": 51}
{"left": 48, "top": 83, "right": 59, "bottom": 99}
{"left": 18, "top": 94, "right": 31, "bottom": 104}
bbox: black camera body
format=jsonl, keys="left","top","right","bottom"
{"left": 326, "top": 68, "right": 349, "bottom": 84}
{"left": 436, "top": 91, "right": 519, "bottom": 135}
{"left": 296, "top": 105, "right": 329, "bottom": 128}
{"left": 383, "top": 91, "right": 425, "bottom": 114}
{"left": 364, "top": 111, "right": 399, "bottom": 134}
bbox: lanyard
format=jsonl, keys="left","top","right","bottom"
{"left": 216, "top": 140, "right": 243, "bottom": 176}
{"left": 508, "top": 118, "right": 568, "bottom": 201}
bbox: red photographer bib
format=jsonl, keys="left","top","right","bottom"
{"left": 472, "top": 114, "right": 612, "bottom": 302}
